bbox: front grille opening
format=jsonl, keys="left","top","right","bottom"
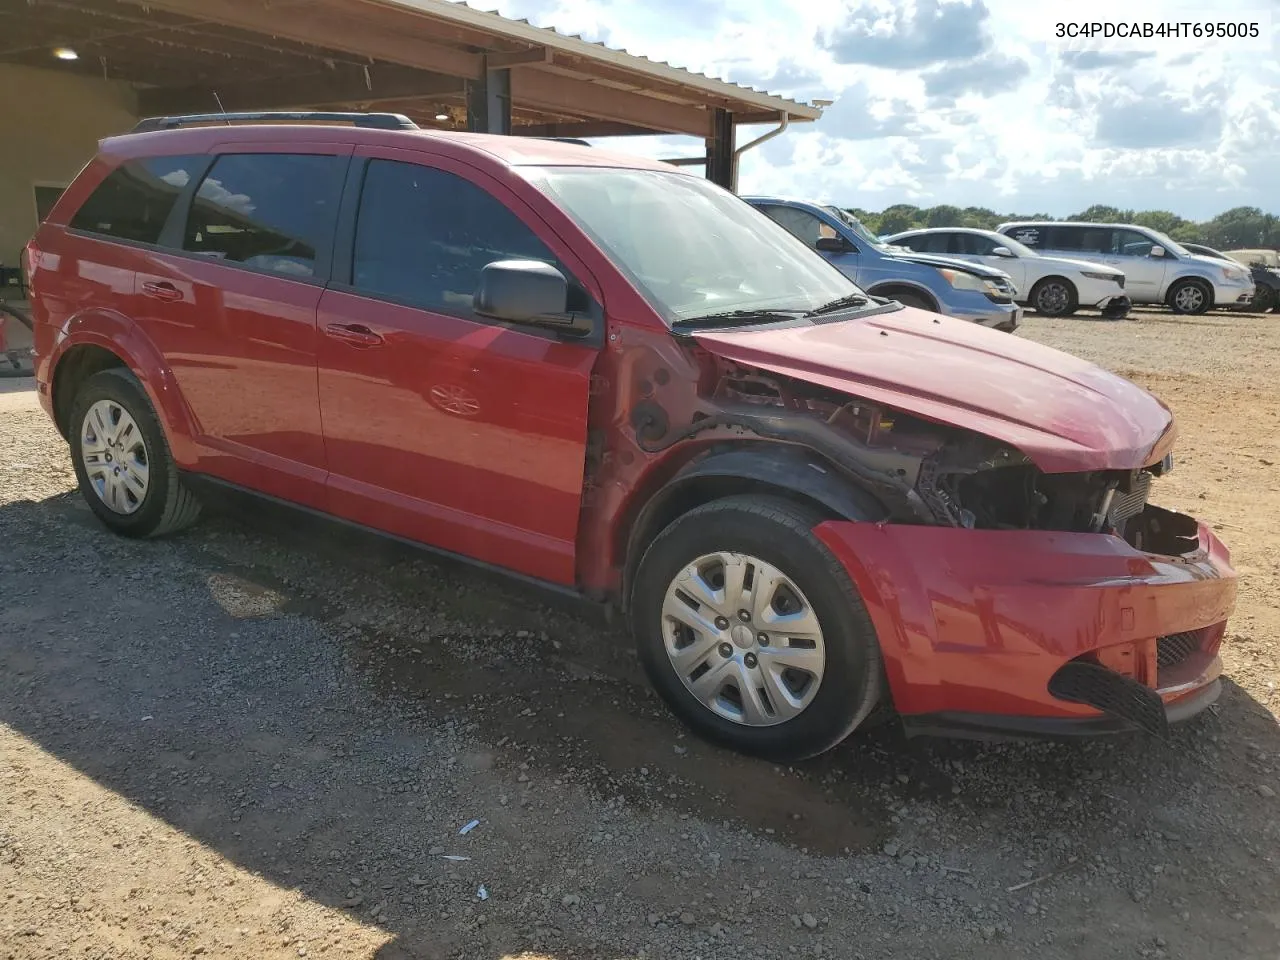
{"left": 1048, "top": 660, "right": 1169, "bottom": 738}
{"left": 1157, "top": 631, "right": 1201, "bottom": 670}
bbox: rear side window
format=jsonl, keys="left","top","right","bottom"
{"left": 351, "top": 159, "right": 558, "bottom": 315}
{"left": 183, "top": 153, "right": 346, "bottom": 279}
{"left": 910, "top": 233, "right": 952, "bottom": 254}
{"left": 68, "top": 156, "right": 204, "bottom": 245}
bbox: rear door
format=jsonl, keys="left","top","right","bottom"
{"left": 134, "top": 145, "right": 350, "bottom": 507}
{"left": 315, "top": 151, "right": 601, "bottom": 586}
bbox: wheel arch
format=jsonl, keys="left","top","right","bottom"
{"left": 620, "top": 444, "right": 890, "bottom": 613}
{"left": 48, "top": 312, "right": 197, "bottom": 457}
{"left": 865, "top": 282, "right": 941, "bottom": 313}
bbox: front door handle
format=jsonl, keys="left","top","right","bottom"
{"left": 141, "top": 280, "right": 183, "bottom": 302}
{"left": 324, "top": 322, "right": 384, "bottom": 347}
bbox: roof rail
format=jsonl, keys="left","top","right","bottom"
{"left": 131, "top": 111, "right": 420, "bottom": 134}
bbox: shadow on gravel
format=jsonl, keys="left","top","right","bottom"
{"left": 2, "top": 490, "right": 1277, "bottom": 959}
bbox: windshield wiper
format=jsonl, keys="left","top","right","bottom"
{"left": 673, "top": 308, "right": 809, "bottom": 329}
{"left": 805, "top": 294, "right": 870, "bottom": 316}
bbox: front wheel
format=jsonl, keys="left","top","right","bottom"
{"left": 69, "top": 368, "right": 203, "bottom": 538}
{"left": 1252, "top": 284, "right": 1276, "bottom": 313}
{"left": 1168, "top": 278, "right": 1212, "bottom": 315}
{"left": 887, "top": 291, "right": 935, "bottom": 311}
{"left": 1029, "top": 277, "right": 1078, "bottom": 317}
{"left": 630, "top": 495, "right": 885, "bottom": 762}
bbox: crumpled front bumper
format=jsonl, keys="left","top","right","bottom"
{"left": 813, "top": 511, "right": 1236, "bottom": 738}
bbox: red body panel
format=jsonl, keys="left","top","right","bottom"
{"left": 694, "top": 308, "right": 1176, "bottom": 473}
{"left": 316, "top": 287, "right": 596, "bottom": 585}
{"left": 133, "top": 251, "right": 330, "bottom": 508}
{"left": 813, "top": 518, "right": 1235, "bottom": 718}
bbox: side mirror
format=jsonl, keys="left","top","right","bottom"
{"left": 1149, "top": 246, "right": 1166, "bottom": 258}
{"left": 991, "top": 246, "right": 1015, "bottom": 258}
{"left": 816, "top": 236, "right": 852, "bottom": 253}
{"left": 474, "top": 260, "right": 586, "bottom": 333}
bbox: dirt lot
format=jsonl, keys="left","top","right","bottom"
{"left": 2, "top": 307, "right": 1279, "bottom": 960}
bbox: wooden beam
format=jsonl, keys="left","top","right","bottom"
{"left": 486, "top": 47, "right": 551, "bottom": 69}
{"left": 514, "top": 70, "right": 709, "bottom": 138}
{"left": 115, "top": 0, "right": 484, "bottom": 78}
{"left": 517, "top": 121, "right": 662, "bottom": 138}
{"left": 138, "top": 63, "right": 464, "bottom": 116}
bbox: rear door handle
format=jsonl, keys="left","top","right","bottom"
{"left": 141, "top": 280, "right": 183, "bottom": 302}
{"left": 324, "top": 322, "right": 384, "bottom": 347}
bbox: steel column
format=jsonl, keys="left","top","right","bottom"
{"left": 705, "top": 107, "right": 735, "bottom": 190}
{"left": 466, "top": 61, "right": 512, "bottom": 134}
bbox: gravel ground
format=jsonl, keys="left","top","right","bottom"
{"left": 2, "top": 307, "right": 1279, "bottom": 960}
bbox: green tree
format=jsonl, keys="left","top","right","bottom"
{"left": 925, "top": 204, "right": 964, "bottom": 228}
{"left": 1068, "top": 204, "right": 1132, "bottom": 223}
{"left": 877, "top": 204, "right": 921, "bottom": 235}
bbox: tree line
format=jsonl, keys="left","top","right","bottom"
{"left": 845, "top": 204, "right": 1280, "bottom": 250}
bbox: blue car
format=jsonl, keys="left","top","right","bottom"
{"left": 744, "top": 197, "right": 1023, "bottom": 331}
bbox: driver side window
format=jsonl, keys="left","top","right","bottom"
{"left": 352, "top": 159, "right": 563, "bottom": 317}
{"left": 759, "top": 205, "right": 829, "bottom": 248}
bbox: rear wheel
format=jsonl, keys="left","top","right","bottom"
{"left": 630, "top": 495, "right": 884, "bottom": 762}
{"left": 1029, "top": 277, "right": 1078, "bottom": 317}
{"left": 1252, "top": 284, "right": 1276, "bottom": 313}
{"left": 69, "top": 368, "right": 202, "bottom": 538}
{"left": 1168, "top": 278, "right": 1212, "bottom": 315}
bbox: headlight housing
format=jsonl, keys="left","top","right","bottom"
{"left": 1220, "top": 265, "right": 1249, "bottom": 282}
{"left": 938, "top": 268, "right": 1004, "bottom": 298}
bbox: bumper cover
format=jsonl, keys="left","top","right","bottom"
{"left": 813, "top": 512, "right": 1236, "bottom": 730}
{"left": 1097, "top": 295, "right": 1132, "bottom": 319}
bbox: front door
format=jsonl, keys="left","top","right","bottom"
{"left": 316, "top": 153, "right": 600, "bottom": 585}
{"left": 134, "top": 146, "right": 350, "bottom": 507}
{"left": 756, "top": 204, "right": 862, "bottom": 283}
{"left": 1103, "top": 228, "right": 1170, "bottom": 302}
{"left": 951, "top": 232, "right": 1028, "bottom": 290}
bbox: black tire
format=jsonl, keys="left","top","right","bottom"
{"left": 1167, "top": 278, "right": 1212, "bottom": 315}
{"left": 886, "top": 290, "right": 935, "bottom": 311}
{"left": 630, "top": 494, "right": 885, "bottom": 762}
{"left": 68, "top": 367, "right": 202, "bottom": 538}
{"left": 1029, "top": 277, "right": 1078, "bottom": 317}
{"left": 1253, "top": 284, "right": 1276, "bottom": 314}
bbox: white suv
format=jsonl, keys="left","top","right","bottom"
{"left": 883, "top": 227, "right": 1130, "bottom": 319}
{"left": 996, "top": 221, "right": 1256, "bottom": 315}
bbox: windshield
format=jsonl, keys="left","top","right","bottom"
{"left": 1148, "top": 229, "right": 1192, "bottom": 258}
{"left": 989, "top": 233, "right": 1038, "bottom": 257}
{"left": 822, "top": 205, "right": 889, "bottom": 250}
{"left": 528, "top": 168, "right": 867, "bottom": 325}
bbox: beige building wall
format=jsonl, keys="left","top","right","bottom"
{"left": 0, "top": 63, "right": 138, "bottom": 276}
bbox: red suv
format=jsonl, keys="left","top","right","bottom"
{"left": 26, "top": 113, "right": 1237, "bottom": 761}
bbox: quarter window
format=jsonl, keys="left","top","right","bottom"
{"left": 351, "top": 159, "right": 559, "bottom": 315}
{"left": 68, "top": 156, "right": 204, "bottom": 245}
{"left": 182, "top": 153, "right": 347, "bottom": 278}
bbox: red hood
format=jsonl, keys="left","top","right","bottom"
{"left": 693, "top": 308, "right": 1175, "bottom": 474}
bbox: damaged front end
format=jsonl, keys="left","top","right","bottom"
{"left": 621, "top": 354, "right": 1234, "bottom": 737}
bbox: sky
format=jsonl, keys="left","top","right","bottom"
{"left": 482, "top": 0, "right": 1280, "bottom": 219}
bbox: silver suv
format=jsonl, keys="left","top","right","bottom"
{"left": 996, "top": 221, "right": 1256, "bottom": 315}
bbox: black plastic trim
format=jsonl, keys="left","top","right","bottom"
{"left": 901, "top": 679, "right": 1221, "bottom": 742}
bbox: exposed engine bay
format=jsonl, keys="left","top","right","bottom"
{"left": 655, "top": 360, "right": 1183, "bottom": 551}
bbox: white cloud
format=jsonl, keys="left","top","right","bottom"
{"left": 483, "top": 0, "right": 1279, "bottom": 217}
